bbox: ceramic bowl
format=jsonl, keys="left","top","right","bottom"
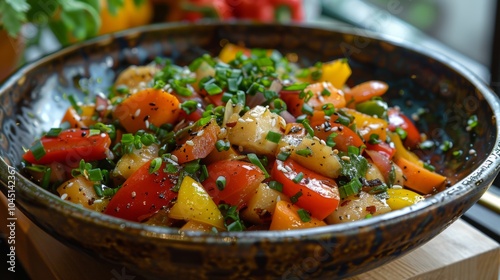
{"left": 1, "top": 22, "right": 499, "bottom": 279}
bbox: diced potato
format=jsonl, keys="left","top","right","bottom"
{"left": 325, "top": 191, "right": 391, "bottom": 224}
{"left": 57, "top": 176, "right": 110, "bottom": 212}
{"left": 112, "top": 144, "right": 159, "bottom": 181}
{"left": 168, "top": 176, "right": 225, "bottom": 230}
{"left": 386, "top": 188, "right": 424, "bottom": 210}
{"left": 114, "top": 65, "right": 158, "bottom": 93}
{"left": 365, "top": 163, "right": 385, "bottom": 183}
{"left": 278, "top": 135, "right": 342, "bottom": 179}
{"left": 228, "top": 105, "right": 286, "bottom": 156}
{"left": 241, "top": 183, "right": 290, "bottom": 224}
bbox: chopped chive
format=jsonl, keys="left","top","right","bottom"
{"left": 301, "top": 119, "right": 314, "bottom": 138}
{"left": 423, "top": 162, "right": 436, "bottom": 172}
{"left": 30, "top": 139, "right": 46, "bottom": 161}
{"left": 164, "top": 163, "right": 179, "bottom": 173}
{"left": 141, "top": 133, "right": 156, "bottom": 146}
{"left": 321, "top": 88, "right": 331, "bottom": 96}
{"left": 339, "top": 177, "right": 362, "bottom": 199}
{"left": 268, "top": 181, "right": 283, "bottom": 192}
{"left": 199, "top": 164, "right": 209, "bottom": 182}
{"left": 227, "top": 220, "right": 245, "bottom": 232}
{"left": 395, "top": 127, "right": 408, "bottom": 140}
{"left": 368, "top": 134, "right": 381, "bottom": 144}
{"left": 290, "top": 190, "right": 303, "bottom": 203}
{"left": 180, "top": 100, "right": 199, "bottom": 115}
{"left": 46, "top": 128, "right": 62, "bottom": 137}
{"left": 301, "top": 103, "right": 314, "bottom": 116}
{"left": 184, "top": 160, "right": 201, "bottom": 174}
{"left": 326, "top": 133, "right": 337, "bottom": 147}
{"left": 88, "top": 168, "right": 103, "bottom": 181}
{"left": 322, "top": 103, "right": 335, "bottom": 116}
{"left": 40, "top": 167, "right": 52, "bottom": 189}
{"left": 276, "top": 151, "right": 290, "bottom": 161}
{"left": 88, "top": 129, "right": 101, "bottom": 137}
{"left": 67, "top": 95, "right": 82, "bottom": 114}
{"left": 292, "top": 172, "right": 304, "bottom": 183}
{"left": 216, "top": 176, "right": 226, "bottom": 191}
{"left": 116, "top": 85, "right": 130, "bottom": 94}
{"left": 295, "top": 148, "right": 312, "bottom": 157}
{"left": 453, "top": 150, "right": 463, "bottom": 157}
{"left": 215, "top": 140, "right": 230, "bottom": 152}
{"left": 297, "top": 209, "right": 311, "bottom": 222}
{"left": 93, "top": 184, "right": 103, "bottom": 197}
{"left": 467, "top": 115, "right": 478, "bottom": 129}
{"left": 204, "top": 83, "right": 223, "bottom": 95}
{"left": 247, "top": 153, "right": 270, "bottom": 178}
{"left": 121, "top": 133, "right": 134, "bottom": 144}
{"left": 283, "top": 83, "right": 309, "bottom": 91}
{"left": 265, "top": 131, "right": 282, "bottom": 144}
{"left": 149, "top": 157, "right": 163, "bottom": 174}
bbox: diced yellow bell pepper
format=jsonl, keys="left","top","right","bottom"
{"left": 345, "top": 108, "right": 388, "bottom": 142}
{"left": 320, "top": 59, "right": 352, "bottom": 89}
{"left": 168, "top": 176, "right": 225, "bottom": 230}
{"left": 386, "top": 188, "right": 424, "bottom": 210}
{"left": 389, "top": 132, "right": 423, "bottom": 167}
{"left": 219, "top": 43, "right": 251, "bottom": 64}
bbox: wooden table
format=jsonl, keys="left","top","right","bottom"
{"left": 1, "top": 193, "right": 499, "bottom": 280}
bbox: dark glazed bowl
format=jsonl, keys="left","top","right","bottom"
{"left": 1, "top": 22, "right": 499, "bottom": 279}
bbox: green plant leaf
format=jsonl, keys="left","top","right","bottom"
{"left": 0, "top": 1, "right": 27, "bottom": 37}
{"left": 5, "top": 0, "right": 30, "bottom": 13}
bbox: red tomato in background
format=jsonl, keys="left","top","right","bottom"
{"left": 271, "top": 159, "right": 339, "bottom": 220}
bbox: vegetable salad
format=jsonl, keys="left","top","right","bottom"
{"left": 22, "top": 43, "right": 447, "bottom": 232}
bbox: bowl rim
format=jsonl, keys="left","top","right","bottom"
{"left": 1, "top": 21, "right": 500, "bottom": 243}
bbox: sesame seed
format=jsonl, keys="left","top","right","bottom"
{"left": 341, "top": 156, "right": 350, "bottom": 161}
{"left": 60, "top": 193, "right": 68, "bottom": 200}
{"left": 469, "top": 149, "right": 477, "bottom": 155}
{"left": 170, "top": 154, "right": 178, "bottom": 162}
{"left": 186, "top": 140, "right": 195, "bottom": 146}
{"left": 134, "top": 109, "right": 141, "bottom": 117}
{"left": 392, "top": 185, "right": 403, "bottom": 189}
{"left": 131, "top": 191, "right": 136, "bottom": 198}
{"left": 197, "top": 130, "right": 205, "bottom": 136}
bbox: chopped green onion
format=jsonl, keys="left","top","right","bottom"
{"left": 115, "top": 85, "right": 129, "bottom": 94}
{"left": 322, "top": 103, "right": 335, "bottom": 116}
{"left": 292, "top": 172, "right": 304, "bottom": 183}
{"left": 87, "top": 168, "right": 103, "bottom": 182}
{"left": 153, "top": 80, "right": 166, "bottom": 89}
{"left": 467, "top": 115, "right": 478, "bottom": 129}
{"left": 453, "top": 150, "right": 463, "bottom": 157}
{"left": 283, "top": 83, "right": 309, "bottom": 91}
{"left": 40, "top": 167, "right": 52, "bottom": 189}
{"left": 339, "top": 177, "right": 362, "bottom": 199}
{"left": 215, "top": 140, "right": 230, "bottom": 152}
{"left": 199, "top": 164, "right": 209, "bottom": 182}
{"left": 164, "top": 163, "right": 179, "bottom": 174}
{"left": 395, "top": 127, "right": 407, "bottom": 140}
{"left": 46, "top": 128, "right": 62, "bottom": 137}
{"left": 141, "top": 133, "right": 157, "bottom": 146}
{"left": 272, "top": 98, "right": 287, "bottom": 114}
{"left": 440, "top": 140, "right": 453, "bottom": 152}
{"left": 93, "top": 184, "right": 103, "bottom": 197}
{"left": 265, "top": 131, "right": 282, "bottom": 144}
{"left": 299, "top": 90, "right": 313, "bottom": 102}
{"left": 88, "top": 129, "right": 101, "bottom": 137}
{"left": 368, "top": 134, "right": 381, "bottom": 144}
{"left": 204, "top": 83, "right": 223, "bottom": 95}
{"left": 295, "top": 148, "right": 312, "bottom": 157}
{"left": 247, "top": 153, "right": 270, "bottom": 178}
{"left": 290, "top": 190, "right": 303, "bottom": 203}
{"left": 180, "top": 100, "right": 199, "bottom": 115}
{"left": 321, "top": 88, "right": 331, "bottom": 96}
{"left": 216, "top": 176, "right": 226, "bottom": 191}
{"left": 30, "top": 139, "right": 46, "bottom": 161}
{"left": 326, "top": 133, "right": 337, "bottom": 147}
{"left": 297, "top": 209, "right": 311, "bottom": 222}
{"left": 184, "top": 160, "right": 201, "bottom": 174}
{"left": 67, "top": 95, "right": 82, "bottom": 114}
{"left": 301, "top": 103, "right": 314, "bottom": 116}
{"left": 268, "top": 181, "right": 283, "bottom": 192}
{"left": 300, "top": 119, "right": 314, "bottom": 138}
{"left": 423, "top": 162, "right": 436, "bottom": 172}
{"left": 149, "top": 157, "right": 163, "bottom": 174}
{"left": 276, "top": 151, "right": 290, "bottom": 161}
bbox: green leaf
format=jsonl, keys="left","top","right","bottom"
{"left": 5, "top": 0, "right": 30, "bottom": 12}
{"left": 0, "top": 1, "right": 27, "bottom": 37}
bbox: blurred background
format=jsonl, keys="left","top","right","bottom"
{"left": 0, "top": 0, "right": 499, "bottom": 251}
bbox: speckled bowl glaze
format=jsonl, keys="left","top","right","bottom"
{"left": 1, "top": 22, "right": 499, "bottom": 279}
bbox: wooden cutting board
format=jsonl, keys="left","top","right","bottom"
{"left": 1, "top": 193, "right": 499, "bottom": 280}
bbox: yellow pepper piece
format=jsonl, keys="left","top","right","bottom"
{"left": 386, "top": 188, "right": 424, "bottom": 210}
{"left": 320, "top": 59, "right": 352, "bottom": 89}
{"left": 219, "top": 43, "right": 250, "bottom": 64}
{"left": 168, "top": 176, "right": 225, "bottom": 230}
{"left": 389, "top": 132, "right": 423, "bottom": 167}
{"left": 345, "top": 108, "right": 388, "bottom": 142}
